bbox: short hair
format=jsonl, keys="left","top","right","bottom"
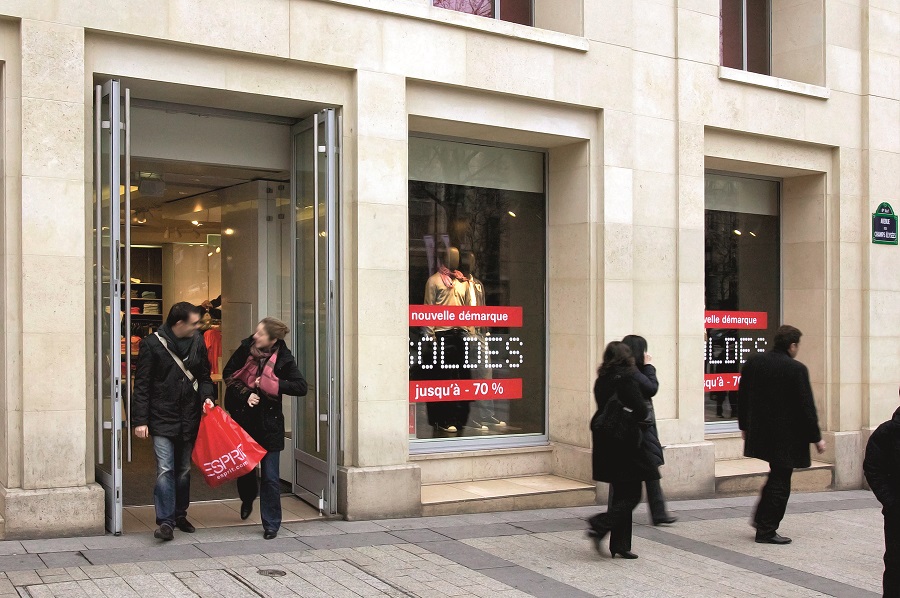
{"left": 166, "top": 302, "right": 202, "bottom": 327}
{"left": 259, "top": 317, "right": 290, "bottom": 341}
{"left": 774, "top": 325, "right": 802, "bottom": 352}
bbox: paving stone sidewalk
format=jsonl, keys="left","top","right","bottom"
{"left": 0, "top": 490, "right": 886, "bottom": 597}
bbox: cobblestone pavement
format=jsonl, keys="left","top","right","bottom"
{"left": 0, "top": 490, "right": 885, "bottom": 597}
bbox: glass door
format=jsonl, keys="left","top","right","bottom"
{"left": 94, "top": 79, "right": 132, "bottom": 534}
{"left": 291, "top": 109, "right": 340, "bottom": 515}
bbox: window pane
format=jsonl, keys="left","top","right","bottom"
{"left": 500, "top": 0, "right": 533, "bottom": 25}
{"left": 704, "top": 174, "right": 780, "bottom": 425}
{"left": 746, "top": 0, "right": 770, "bottom": 74}
{"left": 721, "top": 0, "right": 744, "bottom": 69}
{"left": 433, "top": 0, "right": 494, "bottom": 18}
{"left": 409, "top": 138, "right": 546, "bottom": 442}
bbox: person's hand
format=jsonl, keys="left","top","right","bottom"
{"left": 815, "top": 440, "right": 826, "bottom": 454}
{"left": 134, "top": 425, "right": 149, "bottom": 439}
{"left": 644, "top": 353, "right": 653, "bottom": 364}
{"left": 204, "top": 398, "right": 215, "bottom": 409}
{"left": 248, "top": 393, "right": 260, "bottom": 407}
{"left": 254, "top": 377, "right": 261, "bottom": 388}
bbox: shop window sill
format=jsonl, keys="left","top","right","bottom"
{"left": 313, "top": 0, "right": 590, "bottom": 52}
{"left": 718, "top": 66, "right": 830, "bottom": 100}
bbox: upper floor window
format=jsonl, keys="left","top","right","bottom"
{"left": 433, "top": 0, "right": 534, "bottom": 26}
{"left": 720, "top": 0, "right": 770, "bottom": 75}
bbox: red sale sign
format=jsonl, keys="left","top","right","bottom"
{"left": 705, "top": 373, "right": 741, "bottom": 392}
{"left": 410, "top": 379, "right": 523, "bottom": 403}
{"left": 409, "top": 306, "right": 523, "bottom": 328}
{"left": 704, "top": 311, "right": 768, "bottom": 329}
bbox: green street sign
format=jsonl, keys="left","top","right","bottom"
{"left": 872, "top": 202, "right": 898, "bottom": 245}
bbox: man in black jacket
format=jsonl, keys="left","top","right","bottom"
{"left": 738, "top": 325, "right": 826, "bottom": 545}
{"left": 132, "top": 302, "right": 215, "bottom": 541}
{"left": 864, "top": 391, "right": 900, "bottom": 598}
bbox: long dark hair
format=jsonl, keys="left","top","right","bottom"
{"left": 597, "top": 341, "right": 636, "bottom": 377}
{"left": 621, "top": 335, "right": 648, "bottom": 367}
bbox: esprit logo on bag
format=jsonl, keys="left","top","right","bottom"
{"left": 203, "top": 443, "right": 250, "bottom": 480}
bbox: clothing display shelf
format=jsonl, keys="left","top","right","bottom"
{"left": 123, "top": 282, "right": 164, "bottom": 321}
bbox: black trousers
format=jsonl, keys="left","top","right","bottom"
{"left": 590, "top": 480, "right": 642, "bottom": 554}
{"left": 608, "top": 479, "right": 671, "bottom": 524}
{"left": 885, "top": 511, "right": 900, "bottom": 598}
{"left": 753, "top": 465, "right": 793, "bottom": 536}
{"left": 645, "top": 478, "right": 670, "bottom": 523}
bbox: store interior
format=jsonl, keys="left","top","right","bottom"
{"left": 120, "top": 157, "right": 293, "bottom": 506}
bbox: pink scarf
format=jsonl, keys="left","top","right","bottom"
{"left": 228, "top": 346, "right": 280, "bottom": 397}
{"left": 439, "top": 264, "right": 467, "bottom": 289}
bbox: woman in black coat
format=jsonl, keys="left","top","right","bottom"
{"left": 589, "top": 341, "right": 660, "bottom": 559}
{"left": 622, "top": 335, "right": 677, "bottom": 526}
{"left": 863, "top": 397, "right": 900, "bottom": 598}
{"left": 223, "top": 317, "right": 307, "bottom": 539}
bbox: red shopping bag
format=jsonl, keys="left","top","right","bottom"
{"left": 192, "top": 404, "right": 267, "bottom": 488}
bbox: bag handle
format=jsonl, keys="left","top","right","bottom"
{"left": 155, "top": 332, "right": 200, "bottom": 393}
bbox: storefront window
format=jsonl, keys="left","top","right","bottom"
{"left": 408, "top": 137, "right": 546, "bottom": 443}
{"left": 432, "top": 0, "right": 534, "bottom": 26}
{"left": 704, "top": 173, "right": 780, "bottom": 428}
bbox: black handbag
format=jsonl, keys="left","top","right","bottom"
{"left": 591, "top": 391, "right": 642, "bottom": 447}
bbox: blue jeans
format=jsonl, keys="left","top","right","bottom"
{"left": 237, "top": 451, "right": 282, "bottom": 532}
{"left": 152, "top": 436, "right": 193, "bottom": 527}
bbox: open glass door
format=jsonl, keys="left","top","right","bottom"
{"left": 292, "top": 109, "right": 340, "bottom": 515}
{"left": 94, "top": 79, "right": 132, "bottom": 534}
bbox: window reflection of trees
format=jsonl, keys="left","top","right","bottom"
{"left": 433, "top": 0, "right": 493, "bottom": 18}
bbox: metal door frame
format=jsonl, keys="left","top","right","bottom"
{"left": 94, "top": 78, "right": 132, "bottom": 535}
{"left": 290, "top": 109, "right": 341, "bottom": 516}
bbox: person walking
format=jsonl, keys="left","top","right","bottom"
{"left": 588, "top": 341, "right": 659, "bottom": 559}
{"left": 863, "top": 387, "right": 900, "bottom": 598}
{"left": 621, "top": 335, "right": 677, "bottom": 526}
{"left": 738, "top": 325, "right": 825, "bottom": 545}
{"left": 223, "top": 317, "right": 307, "bottom": 540}
{"left": 132, "top": 302, "right": 216, "bottom": 541}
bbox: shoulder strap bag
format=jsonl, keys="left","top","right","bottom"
{"left": 591, "top": 391, "right": 641, "bottom": 446}
{"left": 155, "top": 332, "right": 199, "bottom": 392}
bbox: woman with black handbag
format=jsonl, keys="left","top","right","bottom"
{"left": 588, "top": 341, "right": 660, "bottom": 559}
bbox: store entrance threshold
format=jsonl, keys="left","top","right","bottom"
{"left": 122, "top": 496, "right": 320, "bottom": 533}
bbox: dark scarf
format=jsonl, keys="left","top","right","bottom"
{"left": 159, "top": 324, "right": 202, "bottom": 369}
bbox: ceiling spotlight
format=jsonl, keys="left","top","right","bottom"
{"left": 508, "top": 211, "right": 517, "bottom": 218}
{"left": 207, "top": 251, "right": 214, "bottom": 257}
{"left": 733, "top": 229, "right": 742, "bottom": 235}
{"left": 749, "top": 231, "right": 757, "bottom": 237}
{"left": 224, "top": 228, "right": 235, "bottom": 235}
{"left": 191, "top": 220, "right": 202, "bottom": 227}
{"left": 215, "top": 246, "right": 221, "bottom": 253}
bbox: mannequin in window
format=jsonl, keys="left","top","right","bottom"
{"left": 462, "top": 251, "right": 506, "bottom": 431}
{"left": 423, "top": 246, "right": 472, "bottom": 436}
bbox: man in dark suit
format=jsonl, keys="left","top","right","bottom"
{"left": 863, "top": 388, "right": 900, "bottom": 598}
{"left": 738, "top": 325, "right": 826, "bottom": 545}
